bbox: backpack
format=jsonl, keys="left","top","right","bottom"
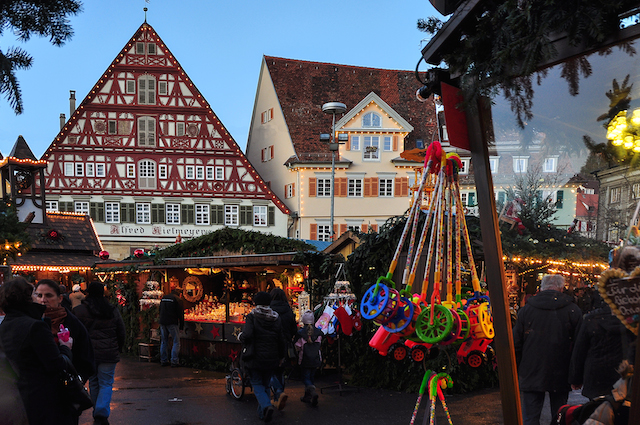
{"left": 556, "top": 395, "right": 628, "bottom": 425}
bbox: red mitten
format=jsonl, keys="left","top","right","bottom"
{"left": 334, "top": 306, "right": 353, "bottom": 336}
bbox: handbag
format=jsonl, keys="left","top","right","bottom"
{"left": 59, "top": 355, "right": 93, "bottom": 414}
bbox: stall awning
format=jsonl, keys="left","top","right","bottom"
{"left": 148, "top": 252, "right": 301, "bottom": 270}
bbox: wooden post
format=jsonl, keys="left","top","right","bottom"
{"left": 466, "top": 97, "right": 522, "bottom": 424}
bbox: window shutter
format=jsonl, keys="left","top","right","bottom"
{"left": 338, "top": 178, "right": 348, "bottom": 197}
{"left": 151, "top": 204, "right": 165, "bottom": 223}
{"left": 372, "top": 178, "right": 379, "bottom": 197}
{"left": 90, "top": 203, "right": 104, "bottom": 222}
{"left": 268, "top": 206, "right": 275, "bottom": 226}
{"left": 362, "top": 224, "right": 368, "bottom": 233}
{"left": 284, "top": 184, "right": 288, "bottom": 198}
{"left": 395, "top": 178, "right": 402, "bottom": 197}
{"left": 393, "top": 136, "right": 398, "bottom": 151}
{"left": 401, "top": 178, "right": 409, "bottom": 196}
{"left": 340, "top": 224, "right": 347, "bottom": 235}
{"left": 292, "top": 184, "right": 295, "bottom": 197}
{"left": 211, "top": 205, "right": 223, "bottom": 224}
{"left": 333, "top": 224, "right": 338, "bottom": 240}
{"left": 261, "top": 149, "right": 265, "bottom": 162}
{"left": 346, "top": 138, "right": 350, "bottom": 150}
{"left": 309, "top": 178, "right": 317, "bottom": 197}
{"left": 371, "top": 224, "right": 378, "bottom": 232}
{"left": 121, "top": 203, "right": 134, "bottom": 223}
{"left": 310, "top": 223, "right": 317, "bottom": 240}
{"left": 240, "top": 206, "right": 251, "bottom": 225}
{"left": 181, "top": 204, "right": 194, "bottom": 224}
{"left": 364, "top": 178, "right": 371, "bottom": 197}
{"left": 556, "top": 190, "right": 564, "bottom": 209}
{"left": 469, "top": 193, "right": 475, "bottom": 206}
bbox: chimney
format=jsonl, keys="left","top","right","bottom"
{"left": 69, "top": 90, "right": 76, "bottom": 117}
{"left": 59, "top": 113, "right": 66, "bottom": 130}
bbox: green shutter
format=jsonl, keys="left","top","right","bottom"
{"left": 60, "top": 201, "right": 73, "bottom": 212}
{"left": 211, "top": 205, "right": 223, "bottom": 224}
{"left": 240, "top": 206, "right": 251, "bottom": 225}
{"left": 268, "top": 206, "right": 275, "bottom": 226}
{"left": 468, "top": 193, "right": 475, "bottom": 206}
{"left": 151, "top": 204, "right": 165, "bottom": 223}
{"left": 121, "top": 203, "right": 135, "bottom": 223}
{"left": 181, "top": 205, "right": 194, "bottom": 224}
{"left": 556, "top": 190, "right": 564, "bottom": 209}
{"left": 89, "top": 202, "right": 104, "bottom": 222}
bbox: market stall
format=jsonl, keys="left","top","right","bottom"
{"left": 148, "top": 252, "right": 305, "bottom": 358}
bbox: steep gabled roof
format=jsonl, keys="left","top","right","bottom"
{"left": 264, "top": 56, "right": 437, "bottom": 157}
{"left": 9, "top": 135, "right": 37, "bottom": 161}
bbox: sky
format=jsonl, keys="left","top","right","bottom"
{"left": 0, "top": 0, "right": 443, "bottom": 159}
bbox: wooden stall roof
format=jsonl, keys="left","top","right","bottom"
{"left": 148, "top": 252, "right": 302, "bottom": 270}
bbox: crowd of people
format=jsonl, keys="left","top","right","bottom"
{"left": 0, "top": 277, "right": 125, "bottom": 425}
{"left": 513, "top": 268, "right": 636, "bottom": 425}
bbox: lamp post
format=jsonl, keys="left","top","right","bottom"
{"left": 322, "top": 101, "right": 347, "bottom": 241}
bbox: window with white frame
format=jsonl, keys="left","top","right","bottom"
{"left": 105, "top": 202, "right": 120, "bottom": 223}
{"left": 138, "top": 160, "right": 156, "bottom": 189}
{"left": 363, "top": 136, "right": 380, "bottom": 160}
{"left": 225, "top": 205, "right": 239, "bottom": 226}
{"left": 127, "top": 164, "right": 135, "bottom": 178}
{"left": 285, "top": 183, "right": 295, "bottom": 199}
{"left": 261, "top": 145, "right": 274, "bottom": 162}
{"left": 489, "top": 157, "right": 499, "bottom": 173}
{"left": 362, "top": 112, "right": 381, "bottom": 128}
{"left": 379, "top": 178, "right": 394, "bottom": 197}
{"left": 75, "top": 163, "right": 84, "bottom": 177}
{"left": 185, "top": 165, "right": 195, "bottom": 179}
{"left": 158, "top": 81, "right": 167, "bottom": 95}
{"left": 610, "top": 187, "right": 622, "bottom": 203}
{"left": 348, "top": 178, "right": 363, "bottom": 197}
{"left": 317, "top": 225, "right": 331, "bottom": 241}
{"left": 383, "top": 136, "right": 392, "bottom": 151}
{"left": 46, "top": 201, "right": 58, "bottom": 212}
{"left": 543, "top": 157, "right": 558, "bottom": 173}
{"left": 85, "top": 163, "right": 94, "bottom": 177}
{"left": 206, "top": 166, "right": 215, "bottom": 180}
{"left": 196, "top": 166, "right": 204, "bottom": 180}
{"left": 513, "top": 157, "right": 528, "bottom": 173}
{"left": 166, "top": 204, "right": 180, "bottom": 224}
{"left": 137, "top": 116, "right": 156, "bottom": 146}
{"left": 136, "top": 203, "right": 151, "bottom": 224}
{"left": 261, "top": 108, "right": 274, "bottom": 124}
{"left": 215, "top": 166, "right": 224, "bottom": 180}
{"left": 64, "top": 163, "right": 74, "bottom": 176}
{"left": 317, "top": 178, "right": 331, "bottom": 197}
{"left": 159, "top": 164, "right": 167, "bottom": 179}
{"left": 347, "top": 224, "right": 361, "bottom": 232}
{"left": 254, "top": 206, "right": 268, "bottom": 226}
{"left": 460, "top": 192, "right": 468, "bottom": 206}
{"left": 147, "top": 43, "right": 156, "bottom": 55}
{"left": 351, "top": 136, "right": 360, "bottom": 150}
{"left": 195, "top": 204, "right": 210, "bottom": 225}
{"left": 459, "top": 158, "right": 470, "bottom": 175}
{"left": 74, "top": 202, "right": 89, "bottom": 215}
{"left": 138, "top": 75, "right": 156, "bottom": 105}
{"left": 96, "top": 163, "right": 106, "bottom": 177}
{"left": 176, "top": 122, "right": 185, "bottom": 137}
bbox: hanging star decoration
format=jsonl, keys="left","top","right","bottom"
{"left": 208, "top": 343, "right": 216, "bottom": 355}
{"left": 194, "top": 323, "right": 203, "bottom": 334}
{"left": 229, "top": 348, "right": 239, "bottom": 361}
{"left": 232, "top": 326, "right": 242, "bottom": 339}
{"left": 192, "top": 345, "right": 199, "bottom": 354}
{"left": 210, "top": 325, "right": 220, "bottom": 340}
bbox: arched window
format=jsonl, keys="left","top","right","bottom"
{"left": 362, "top": 112, "right": 381, "bottom": 128}
{"left": 138, "top": 160, "right": 156, "bottom": 189}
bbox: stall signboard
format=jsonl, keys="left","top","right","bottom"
{"left": 600, "top": 276, "right": 640, "bottom": 335}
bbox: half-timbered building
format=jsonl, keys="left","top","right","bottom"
{"left": 41, "top": 22, "right": 289, "bottom": 260}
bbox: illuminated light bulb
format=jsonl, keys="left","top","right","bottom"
{"left": 632, "top": 144, "right": 640, "bottom": 153}
{"left": 612, "top": 138, "right": 624, "bottom": 146}
{"left": 624, "top": 139, "right": 634, "bottom": 149}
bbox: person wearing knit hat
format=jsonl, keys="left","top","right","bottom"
{"left": 239, "top": 291, "right": 285, "bottom": 422}
{"left": 295, "top": 310, "right": 323, "bottom": 406}
{"left": 69, "top": 283, "right": 86, "bottom": 309}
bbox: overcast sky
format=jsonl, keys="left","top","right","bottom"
{"left": 0, "top": 0, "right": 442, "bottom": 158}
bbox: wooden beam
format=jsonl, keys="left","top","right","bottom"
{"left": 467, "top": 96, "right": 522, "bottom": 425}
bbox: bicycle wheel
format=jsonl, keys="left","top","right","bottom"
{"left": 230, "top": 368, "right": 245, "bottom": 400}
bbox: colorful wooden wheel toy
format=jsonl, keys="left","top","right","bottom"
{"left": 415, "top": 304, "right": 454, "bottom": 344}
{"left": 382, "top": 296, "right": 414, "bottom": 333}
{"left": 361, "top": 283, "right": 390, "bottom": 320}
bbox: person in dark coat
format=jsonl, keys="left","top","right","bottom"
{"left": 34, "top": 279, "right": 95, "bottom": 382}
{"left": 158, "top": 288, "right": 184, "bottom": 367}
{"left": 0, "top": 277, "right": 76, "bottom": 425}
{"left": 295, "top": 310, "right": 323, "bottom": 406}
{"left": 269, "top": 287, "right": 297, "bottom": 409}
{"left": 73, "top": 281, "right": 126, "bottom": 425}
{"left": 239, "top": 291, "right": 285, "bottom": 422}
{"left": 513, "top": 274, "right": 582, "bottom": 425}
{"left": 569, "top": 293, "right": 634, "bottom": 400}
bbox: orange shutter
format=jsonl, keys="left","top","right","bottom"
{"left": 371, "top": 178, "right": 379, "bottom": 197}
{"left": 395, "top": 178, "right": 402, "bottom": 197}
{"left": 346, "top": 138, "right": 351, "bottom": 150}
{"left": 284, "top": 184, "right": 288, "bottom": 198}
{"left": 261, "top": 149, "right": 265, "bottom": 162}
{"left": 333, "top": 224, "right": 338, "bottom": 239}
{"left": 337, "top": 178, "right": 348, "bottom": 197}
{"left": 371, "top": 224, "right": 378, "bottom": 232}
{"left": 393, "top": 136, "right": 398, "bottom": 151}
{"left": 340, "top": 224, "right": 347, "bottom": 235}
{"left": 310, "top": 223, "right": 317, "bottom": 240}
{"left": 364, "top": 178, "right": 371, "bottom": 197}
{"left": 309, "top": 178, "right": 316, "bottom": 197}
{"left": 401, "top": 178, "right": 409, "bottom": 196}
{"left": 292, "top": 183, "right": 295, "bottom": 197}
{"left": 362, "top": 224, "right": 368, "bottom": 233}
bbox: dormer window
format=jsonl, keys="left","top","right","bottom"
{"left": 362, "top": 112, "right": 381, "bottom": 128}
{"left": 136, "top": 42, "right": 156, "bottom": 55}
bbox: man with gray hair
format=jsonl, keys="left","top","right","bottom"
{"left": 513, "top": 274, "right": 582, "bottom": 425}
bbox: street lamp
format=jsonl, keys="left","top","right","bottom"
{"left": 322, "top": 101, "right": 347, "bottom": 241}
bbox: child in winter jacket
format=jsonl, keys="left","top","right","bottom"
{"left": 295, "top": 310, "right": 323, "bottom": 406}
